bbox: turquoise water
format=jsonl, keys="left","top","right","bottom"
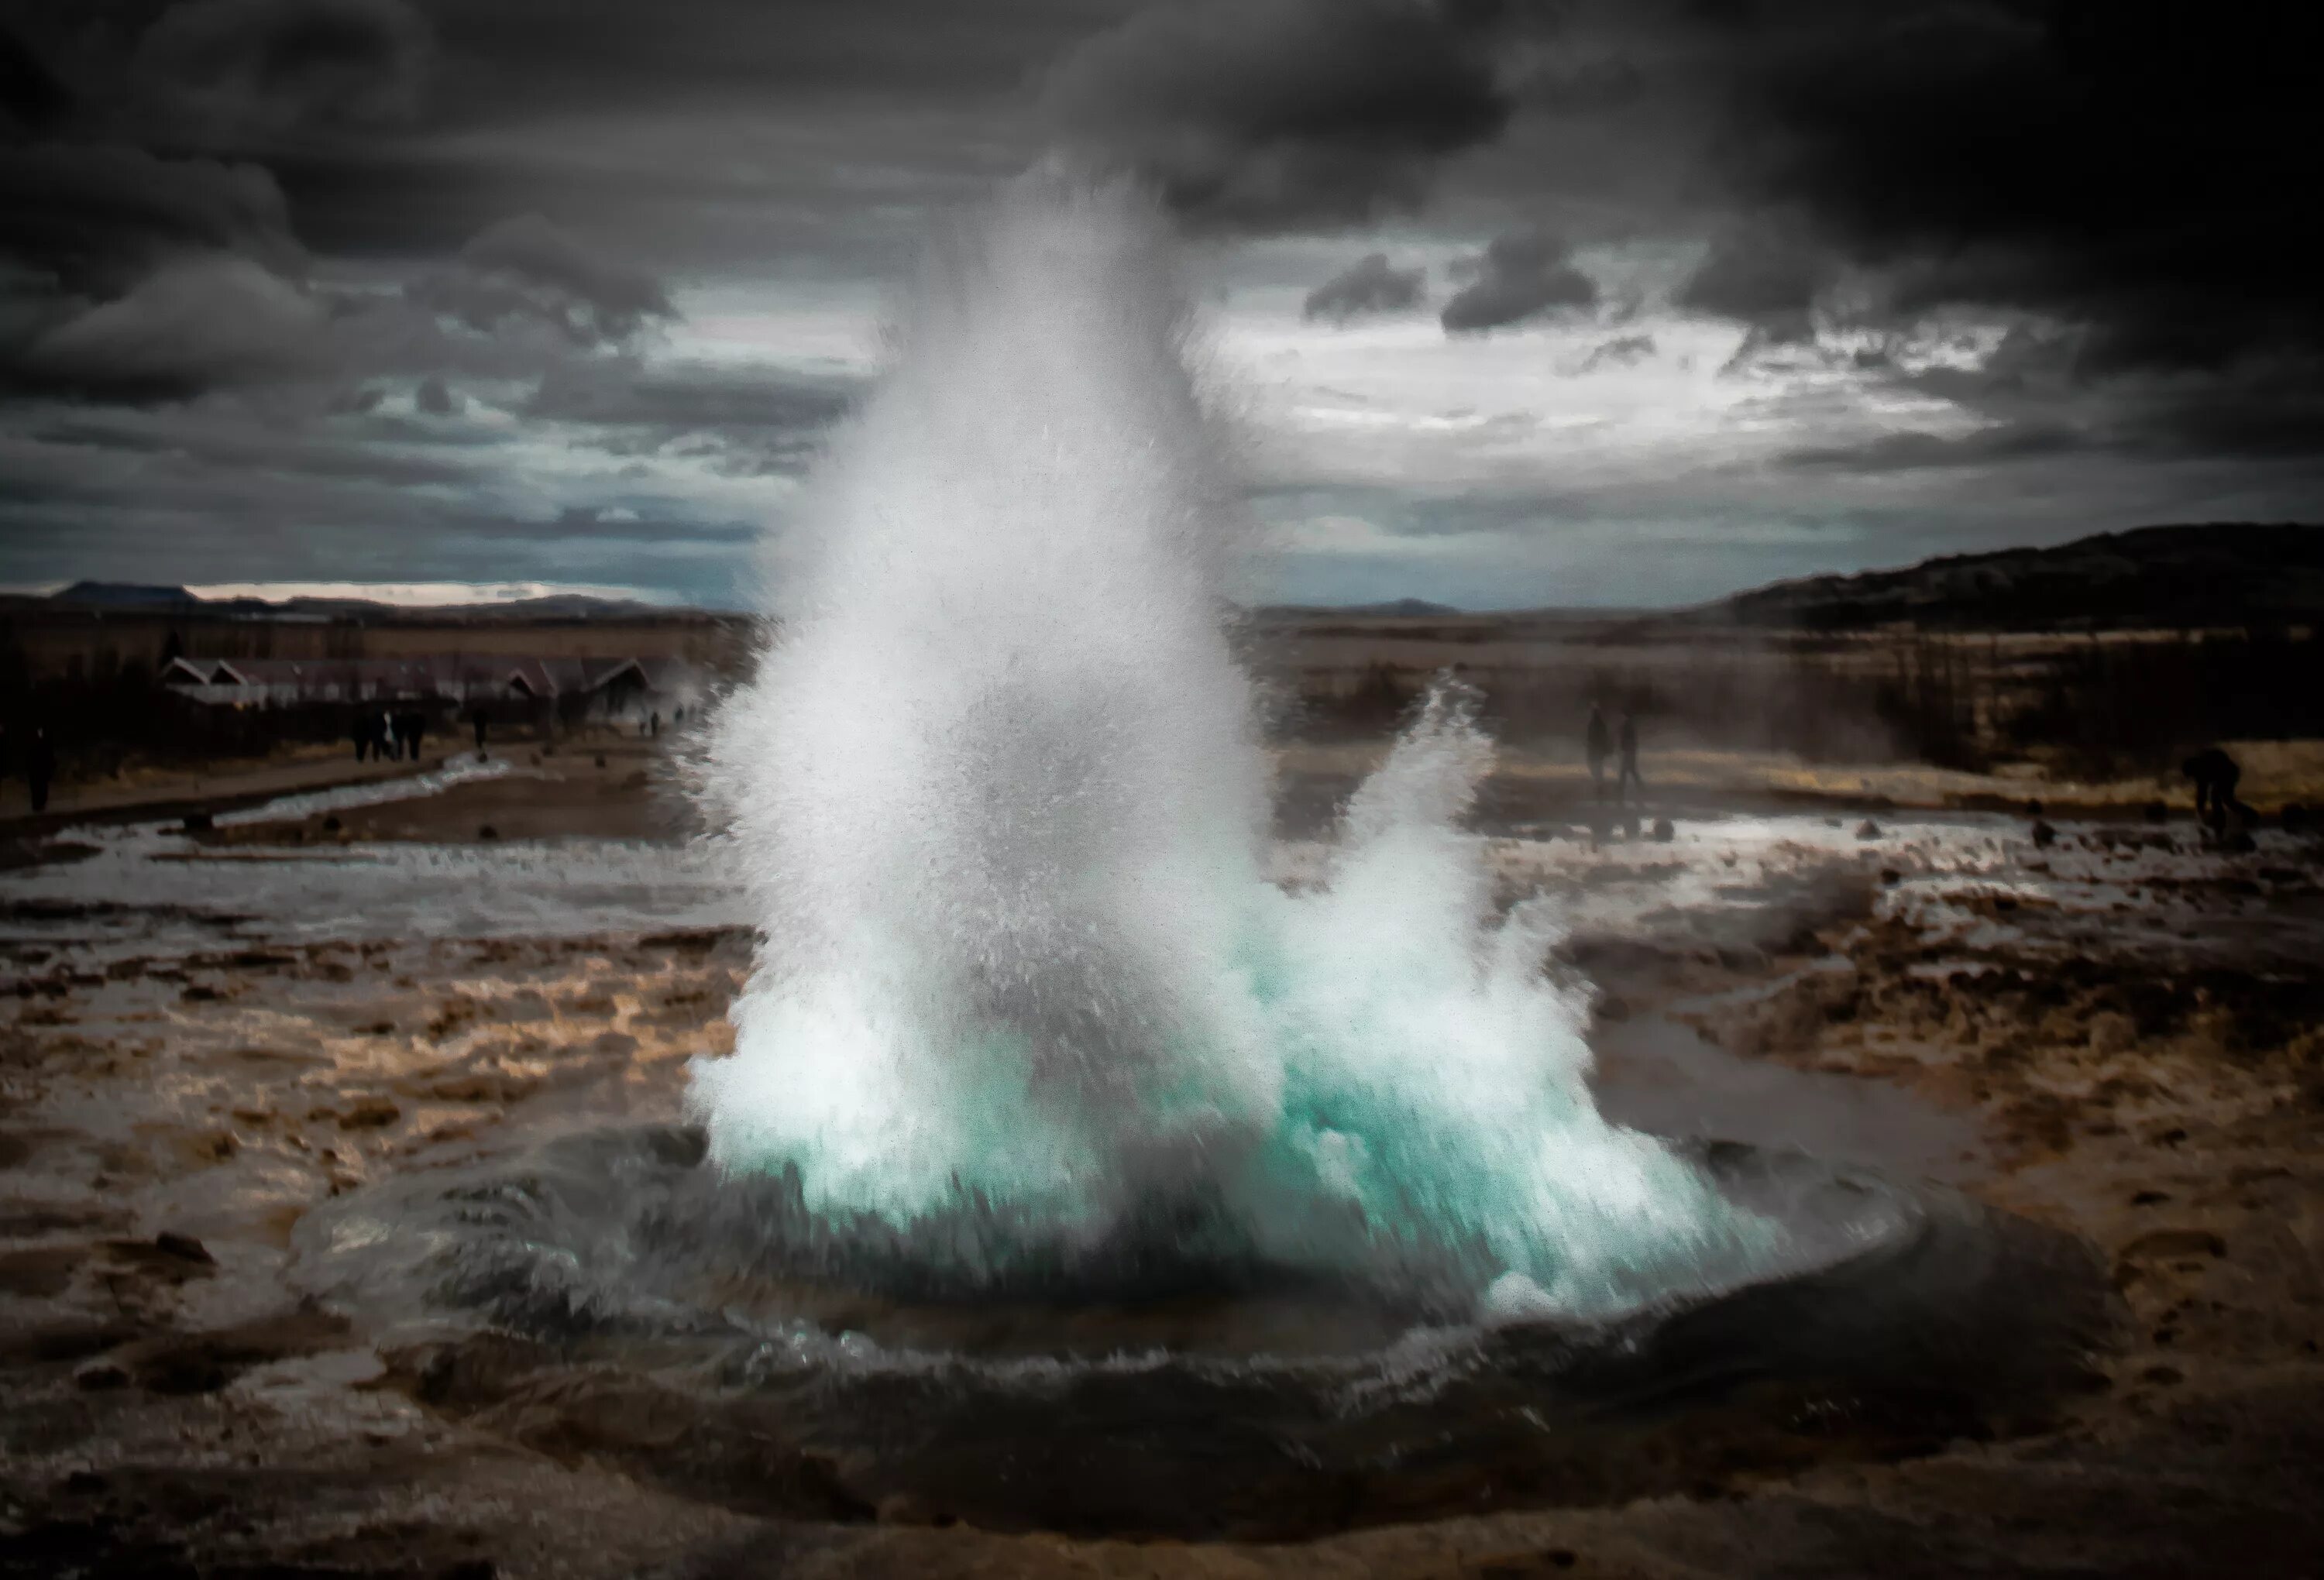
{"left": 686, "top": 179, "right": 1767, "bottom": 1321}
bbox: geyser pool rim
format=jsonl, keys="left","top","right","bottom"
{"left": 292, "top": 1121, "right": 2117, "bottom": 1539}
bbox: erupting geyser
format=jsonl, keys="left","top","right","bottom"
{"left": 294, "top": 177, "right": 2111, "bottom": 1538}
{"left": 684, "top": 176, "right": 1764, "bottom": 1319}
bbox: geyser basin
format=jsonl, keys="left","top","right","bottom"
{"left": 288, "top": 177, "right": 2113, "bottom": 1539}
{"left": 292, "top": 1125, "right": 2113, "bottom": 1539}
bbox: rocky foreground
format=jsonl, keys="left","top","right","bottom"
{"left": 3, "top": 809, "right": 2321, "bottom": 1578}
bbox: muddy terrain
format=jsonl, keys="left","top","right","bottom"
{"left": 3, "top": 773, "right": 2321, "bottom": 1578}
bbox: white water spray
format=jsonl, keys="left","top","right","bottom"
{"left": 688, "top": 177, "right": 1762, "bottom": 1318}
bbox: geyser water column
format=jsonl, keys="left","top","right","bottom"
{"left": 687, "top": 176, "right": 1764, "bottom": 1318}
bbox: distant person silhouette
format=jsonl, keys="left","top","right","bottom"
{"left": 2181, "top": 746, "right": 2250, "bottom": 831}
{"left": 469, "top": 704, "right": 488, "bottom": 755}
{"left": 26, "top": 726, "right": 54, "bottom": 813}
{"left": 1617, "top": 709, "right": 1643, "bottom": 804}
{"left": 1586, "top": 703, "right": 1611, "bottom": 802}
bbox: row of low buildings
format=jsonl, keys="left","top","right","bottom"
{"left": 160, "top": 654, "right": 708, "bottom": 716}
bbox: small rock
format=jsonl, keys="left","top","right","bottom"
{"left": 74, "top": 1361, "right": 129, "bottom": 1391}
{"left": 2143, "top": 799, "right": 2170, "bottom": 823}
{"left": 180, "top": 812, "right": 214, "bottom": 833}
{"left": 153, "top": 1230, "right": 212, "bottom": 1264}
{"left": 321, "top": 815, "right": 342, "bottom": 833}
{"left": 594, "top": 754, "right": 608, "bottom": 769}
{"left": 1651, "top": 817, "right": 1675, "bottom": 842}
{"left": 2130, "top": 1190, "right": 2171, "bottom": 1206}
{"left": 2120, "top": 1227, "right": 2225, "bottom": 1261}
{"left": 2030, "top": 819, "right": 2057, "bottom": 848}
{"left": 338, "top": 1098, "right": 401, "bottom": 1130}
{"left": 1879, "top": 867, "right": 1901, "bottom": 885}
{"left": 477, "top": 824, "right": 500, "bottom": 841}
{"left": 2024, "top": 798, "right": 2044, "bottom": 816}
{"left": 1855, "top": 818, "right": 1882, "bottom": 840}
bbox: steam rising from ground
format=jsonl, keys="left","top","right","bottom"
{"left": 688, "top": 178, "right": 1762, "bottom": 1318}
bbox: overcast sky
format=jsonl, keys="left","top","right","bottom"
{"left": 2, "top": 0, "right": 2318, "bottom": 609}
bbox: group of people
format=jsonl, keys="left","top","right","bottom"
{"left": 1585, "top": 702, "right": 1645, "bottom": 804}
{"left": 352, "top": 709, "right": 428, "bottom": 764}
{"left": 0, "top": 723, "right": 57, "bottom": 813}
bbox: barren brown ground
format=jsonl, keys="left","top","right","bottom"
{"left": 3, "top": 788, "right": 2321, "bottom": 1577}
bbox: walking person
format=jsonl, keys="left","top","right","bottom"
{"left": 1585, "top": 703, "right": 1611, "bottom": 802}
{"left": 2182, "top": 746, "right": 2250, "bottom": 833}
{"left": 1617, "top": 709, "right": 1644, "bottom": 804}
{"left": 26, "top": 726, "right": 54, "bottom": 814}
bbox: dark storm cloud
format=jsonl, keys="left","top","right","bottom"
{"left": 1676, "top": 230, "right": 1824, "bottom": 342}
{"left": 1779, "top": 423, "right": 2099, "bottom": 474}
{"left": 1439, "top": 231, "right": 1596, "bottom": 333}
{"left": 522, "top": 358, "right": 861, "bottom": 473}
{"left": 1705, "top": 3, "right": 2324, "bottom": 375}
{"left": 132, "top": 0, "right": 434, "bottom": 137}
{"left": 1303, "top": 252, "right": 1426, "bottom": 321}
{"left": 409, "top": 214, "right": 676, "bottom": 347}
{"left": 1576, "top": 331, "right": 1654, "bottom": 372}
{"left": 12, "top": 253, "right": 327, "bottom": 400}
{"left": 0, "top": 142, "right": 304, "bottom": 290}
{"left": 1044, "top": 0, "right": 1528, "bottom": 229}
{"left": 524, "top": 360, "right": 858, "bottom": 435}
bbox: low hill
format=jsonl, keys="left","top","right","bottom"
{"left": 51, "top": 582, "right": 203, "bottom": 609}
{"left": 41, "top": 584, "right": 676, "bottom": 622}
{"left": 1704, "top": 523, "right": 2324, "bottom": 631}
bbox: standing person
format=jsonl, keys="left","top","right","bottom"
{"left": 649, "top": 709, "right": 661, "bottom": 738}
{"left": 26, "top": 726, "right": 54, "bottom": 814}
{"left": 1585, "top": 703, "right": 1611, "bottom": 802}
{"left": 1618, "top": 709, "right": 1644, "bottom": 804}
{"left": 469, "top": 703, "right": 488, "bottom": 756}
{"left": 380, "top": 709, "right": 399, "bottom": 762}
{"left": 2182, "top": 746, "right": 2247, "bottom": 832}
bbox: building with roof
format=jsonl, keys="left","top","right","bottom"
{"left": 160, "top": 654, "right": 700, "bottom": 719}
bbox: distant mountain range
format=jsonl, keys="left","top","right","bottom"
{"left": 39, "top": 582, "right": 684, "bottom": 622}
{"left": 31, "top": 524, "right": 2321, "bottom": 632}
{"left": 1701, "top": 523, "right": 2324, "bottom": 632}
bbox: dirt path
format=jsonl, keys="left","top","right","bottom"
{"left": 0, "top": 747, "right": 467, "bottom": 837}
